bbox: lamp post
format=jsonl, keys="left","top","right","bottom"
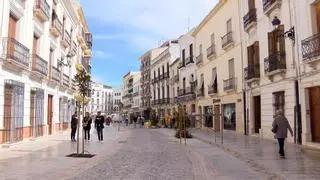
{"left": 271, "top": 16, "right": 301, "bottom": 144}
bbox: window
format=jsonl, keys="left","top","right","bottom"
{"left": 162, "top": 65, "right": 164, "bottom": 75}
{"left": 228, "top": 59, "right": 235, "bottom": 78}
{"left": 189, "top": 44, "right": 193, "bottom": 57}
{"left": 211, "top": 33, "right": 215, "bottom": 44}
{"left": 273, "top": 91, "right": 285, "bottom": 114}
{"left": 167, "top": 63, "right": 169, "bottom": 73}
{"left": 227, "top": 19, "right": 232, "bottom": 33}
{"left": 182, "top": 49, "right": 185, "bottom": 64}
{"left": 211, "top": 68, "right": 217, "bottom": 86}
{"left": 268, "top": 25, "right": 285, "bottom": 54}
{"left": 199, "top": 44, "right": 203, "bottom": 54}
{"left": 248, "top": 0, "right": 255, "bottom": 10}
{"left": 247, "top": 42, "right": 259, "bottom": 65}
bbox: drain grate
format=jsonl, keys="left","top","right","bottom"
{"left": 66, "top": 153, "right": 96, "bottom": 158}
{"left": 118, "top": 140, "right": 127, "bottom": 144}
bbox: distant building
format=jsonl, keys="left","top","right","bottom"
{"left": 89, "top": 82, "right": 113, "bottom": 114}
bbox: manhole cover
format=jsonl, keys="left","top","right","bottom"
{"left": 118, "top": 140, "right": 127, "bottom": 144}
{"left": 66, "top": 153, "right": 96, "bottom": 158}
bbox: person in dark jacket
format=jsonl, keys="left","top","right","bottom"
{"left": 83, "top": 112, "right": 92, "bottom": 141}
{"left": 95, "top": 111, "right": 105, "bottom": 142}
{"left": 272, "top": 109, "right": 293, "bottom": 159}
{"left": 71, "top": 112, "right": 78, "bottom": 142}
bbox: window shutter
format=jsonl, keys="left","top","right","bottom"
{"left": 248, "top": 0, "right": 255, "bottom": 10}
{"left": 253, "top": 41, "right": 260, "bottom": 66}
{"left": 247, "top": 45, "right": 253, "bottom": 65}
{"left": 268, "top": 32, "right": 275, "bottom": 55}
{"left": 277, "top": 25, "right": 285, "bottom": 53}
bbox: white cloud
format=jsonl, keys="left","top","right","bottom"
{"left": 82, "top": 0, "right": 218, "bottom": 50}
{"left": 92, "top": 50, "right": 114, "bottom": 58}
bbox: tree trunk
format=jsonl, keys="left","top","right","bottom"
{"left": 82, "top": 94, "right": 85, "bottom": 154}
{"left": 76, "top": 104, "right": 80, "bottom": 154}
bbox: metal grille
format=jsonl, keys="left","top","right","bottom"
{"left": 59, "top": 96, "right": 69, "bottom": 130}
{"left": 3, "top": 80, "right": 25, "bottom": 143}
{"left": 34, "top": 89, "right": 44, "bottom": 137}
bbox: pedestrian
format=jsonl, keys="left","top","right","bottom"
{"left": 133, "top": 116, "right": 137, "bottom": 128}
{"left": 125, "top": 117, "right": 129, "bottom": 126}
{"left": 141, "top": 116, "right": 145, "bottom": 128}
{"left": 95, "top": 111, "right": 105, "bottom": 143}
{"left": 83, "top": 112, "right": 92, "bottom": 141}
{"left": 272, "top": 109, "right": 293, "bottom": 159}
{"left": 71, "top": 112, "right": 78, "bottom": 142}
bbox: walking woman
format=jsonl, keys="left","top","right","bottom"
{"left": 83, "top": 112, "right": 92, "bottom": 141}
{"left": 272, "top": 109, "right": 293, "bottom": 159}
{"left": 71, "top": 112, "right": 78, "bottom": 142}
{"left": 95, "top": 111, "right": 105, "bottom": 143}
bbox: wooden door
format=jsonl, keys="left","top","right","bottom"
{"left": 214, "top": 105, "right": 220, "bottom": 132}
{"left": 8, "top": 15, "right": 17, "bottom": 57}
{"left": 47, "top": 95, "right": 53, "bottom": 134}
{"left": 3, "top": 86, "right": 13, "bottom": 143}
{"left": 309, "top": 87, "right": 320, "bottom": 142}
{"left": 30, "top": 91, "right": 36, "bottom": 137}
{"left": 253, "top": 96, "right": 261, "bottom": 134}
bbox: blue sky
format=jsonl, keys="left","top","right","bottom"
{"left": 81, "top": 0, "right": 218, "bottom": 87}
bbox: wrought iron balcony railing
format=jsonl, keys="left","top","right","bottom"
{"left": 34, "top": 0, "right": 50, "bottom": 21}
{"left": 71, "top": 79, "right": 76, "bottom": 90}
{"left": 1, "top": 37, "right": 30, "bottom": 68}
{"left": 62, "top": 30, "right": 71, "bottom": 47}
{"left": 163, "top": 72, "right": 169, "bottom": 79}
{"left": 244, "top": 64, "right": 260, "bottom": 81}
{"left": 302, "top": 33, "right": 320, "bottom": 59}
{"left": 264, "top": 51, "right": 286, "bottom": 74}
{"left": 208, "top": 85, "right": 218, "bottom": 94}
{"left": 71, "top": 41, "right": 77, "bottom": 55}
{"left": 186, "top": 56, "right": 194, "bottom": 65}
{"left": 32, "top": 54, "right": 48, "bottom": 76}
{"left": 263, "top": 0, "right": 280, "bottom": 13}
{"left": 81, "top": 56, "right": 90, "bottom": 72}
{"left": 51, "top": 66, "right": 60, "bottom": 82}
{"left": 207, "top": 44, "right": 216, "bottom": 58}
{"left": 63, "top": 74, "right": 70, "bottom": 87}
{"left": 222, "top": 32, "right": 233, "bottom": 48}
{"left": 85, "top": 33, "right": 92, "bottom": 49}
{"left": 196, "top": 54, "right": 203, "bottom": 65}
{"left": 243, "top": 8, "right": 257, "bottom": 29}
{"left": 223, "top": 77, "right": 237, "bottom": 91}
{"left": 178, "top": 62, "right": 185, "bottom": 69}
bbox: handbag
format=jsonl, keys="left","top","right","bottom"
{"left": 271, "top": 124, "right": 278, "bottom": 133}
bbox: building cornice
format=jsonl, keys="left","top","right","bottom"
{"left": 61, "top": 0, "right": 79, "bottom": 27}
{"left": 191, "top": 0, "right": 226, "bottom": 37}
{"left": 78, "top": 8, "right": 89, "bottom": 32}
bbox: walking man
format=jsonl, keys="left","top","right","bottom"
{"left": 71, "top": 112, "right": 78, "bottom": 142}
{"left": 83, "top": 112, "right": 92, "bottom": 141}
{"left": 95, "top": 111, "right": 105, "bottom": 143}
{"left": 272, "top": 109, "right": 293, "bottom": 159}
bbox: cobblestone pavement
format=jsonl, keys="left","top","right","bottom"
{"left": 190, "top": 128, "right": 320, "bottom": 180}
{"left": 69, "top": 128, "right": 265, "bottom": 180}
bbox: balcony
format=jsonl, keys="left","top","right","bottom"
{"left": 196, "top": 54, "right": 203, "bottom": 65}
{"left": 159, "top": 74, "right": 164, "bottom": 80}
{"left": 50, "top": 18, "right": 62, "bottom": 37}
{"left": 33, "top": 0, "right": 50, "bottom": 22}
{"left": 77, "top": 28, "right": 86, "bottom": 48}
{"left": 302, "top": 33, "right": 320, "bottom": 61}
{"left": 264, "top": 52, "right": 286, "bottom": 75}
{"left": 163, "top": 72, "right": 169, "bottom": 79}
{"left": 207, "top": 44, "right": 216, "bottom": 59}
{"left": 81, "top": 56, "right": 90, "bottom": 72}
{"left": 85, "top": 33, "right": 92, "bottom": 49}
{"left": 197, "top": 87, "right": 205, "bottom": 97}
{"left": 63, "top": 74, "right": 70, "bottom": 87}
{"left": 1, "top": 37, "right": 30, "bottom": 69}
{"left": 208, "top": 85, "right": 218, "bottom": 94}
{"left": 243, "top": 8, "right": 257, "bottom": 31}
{"left": 51, "top": 66, "right": 60, "bottom": 82}
{"left": 70, "top": 41, "right": 77, "bottom": 56}
{"left": 221, "top": 32, "right": 234, "bottom": 49}
{"left": 61, "top": 30, "right": 71, "bottom": 47}
{"left": 31, "top": 54, "right": 48, "bottom": 76}
{"left": 71, "top": 79, "right": 76, "bottom": 91}
{"left": 244, "top": 64, "right": 260, "bottom": 82}
{"left": 186, "top": 56, "right": 194, "bottom": 65}
{"left": 178, "top": 62, "right": 185, "bottom": 69}
{"left": 223, "top": 77, "right": 237, "bottom": 91}
{"left": 263, "top": 0, "right": 281, "bottom": 15}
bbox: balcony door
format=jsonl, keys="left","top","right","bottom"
{"left": 248, "top": 0, "right": 255, "bottom": 10}
{"left": 309, "top": 86, "right": 320, "bottom": 142}
{"left": 315, "top": 3, "right": 320, "bottom": 33}
{"left": 8, "top": 15, "right": 17, "bottom": 57}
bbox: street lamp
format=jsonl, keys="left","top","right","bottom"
{"left": 57, "top": 51, "right": 74, "bottom": 68}
{"left": 272, "top": 16, "right": 295, "bottom": 44}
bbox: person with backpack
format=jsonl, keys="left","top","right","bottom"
{"left": 272, "top": 109, "right": 293, "bottom": 159}
{"left": 95, "top": 111, "right": 105, "bottom": 143}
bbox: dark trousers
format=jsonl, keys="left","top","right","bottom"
{"left": 84, "top": 128, "right": 90, "bottom": 140}
{"left": 97, "top": 128, "right": 103, "bottom": 141}
{"left": 277, "top": 138, "right": 285, "bottom": 156}
{"left": 71, "top": 128, "right": 76, "bottom": 140}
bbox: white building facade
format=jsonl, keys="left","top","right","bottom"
{"left": 0, "top": 0, "right": 92, "bottom": 144}
{"left": 89, "top": 82, "right": 113, "bottom": 115}
{"left": 113, "top": 88, "right": 122, "bottom": 113}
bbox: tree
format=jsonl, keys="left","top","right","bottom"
{"left": 74, "top": 64, "right": 91, "bottom": 154}
{"left": 175, "top": 106, "right": 192, "bottom": 139}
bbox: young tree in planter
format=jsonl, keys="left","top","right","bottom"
{"left": 74, "top": 64, "right": 91, "bottom": 154}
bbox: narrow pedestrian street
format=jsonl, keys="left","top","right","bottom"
{"left": 2, "top": 126, "right": 320, "bottom": 180}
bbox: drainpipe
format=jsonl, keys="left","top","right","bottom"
{"left": 237, "top": 0, "right": 247, "bottom": 135}
{"left": 289, "top": 0, "right": 302, "bottom": 144}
